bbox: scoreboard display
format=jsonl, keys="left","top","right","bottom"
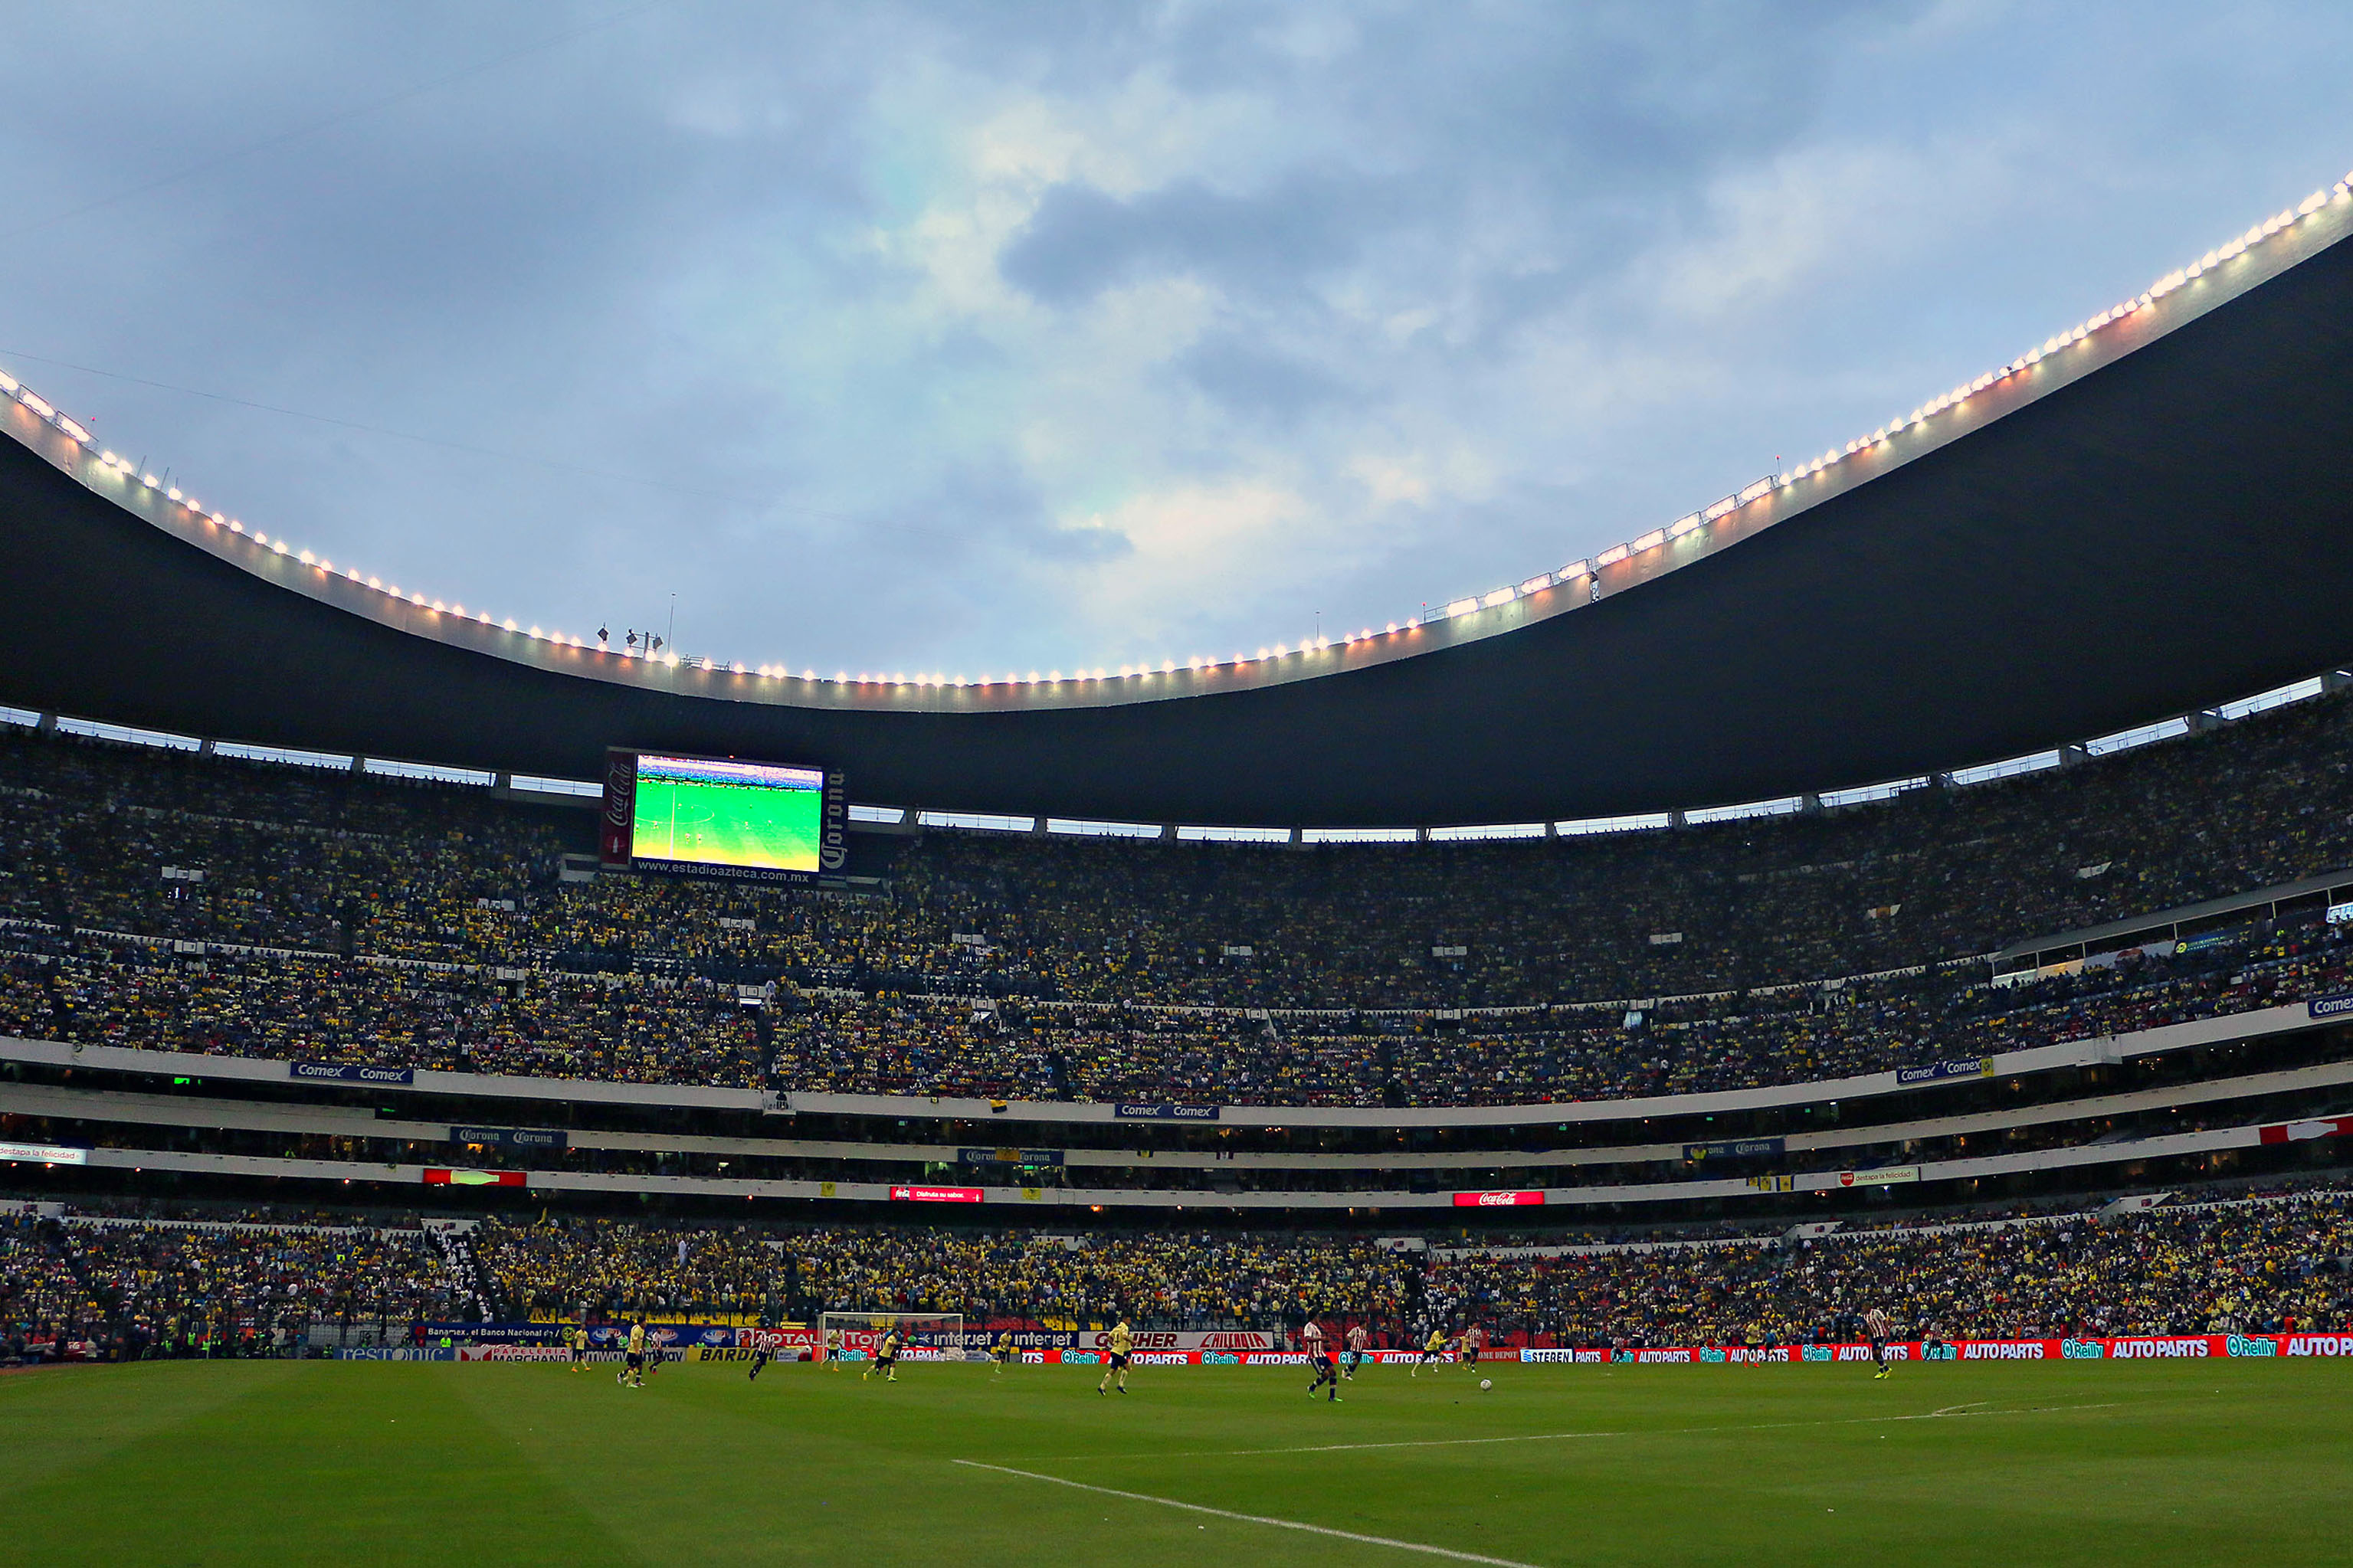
{"left": 599, "top": 750, "right": 846, "bottom": 881}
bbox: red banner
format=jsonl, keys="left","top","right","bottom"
{"left": 2258, "top": 1115, "right": 2353, "bottom": 1144}
{"left": 889, "top": 1185, "right": 984, "bottom": 1203}
{"left": 421, "top": 1168, "right": 526, "bottom": 1187}
{"left": 1453, "top": 1190, "right": 1545, "bottom": 1207}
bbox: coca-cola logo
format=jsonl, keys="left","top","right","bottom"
{"left": 600, "top": 751, "right": 637, "bottom": 865}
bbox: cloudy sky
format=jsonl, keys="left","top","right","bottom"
{"left": 2, "top": 2, "right": 2348, "bottom": 676}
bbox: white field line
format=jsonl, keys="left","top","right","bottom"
{"left": 1047, "top": 1401, "right": 2126, "bottom": 1462}
{"left": 951, "top": 1459, "right": 1547, "bottom": 1568}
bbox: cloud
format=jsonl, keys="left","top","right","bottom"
{"left": 1, "top": 0, "right": 2349, "bottom": 681}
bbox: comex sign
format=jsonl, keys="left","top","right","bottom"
{"left": 291, "top": 1062, "right": 416, "bottom": 1085}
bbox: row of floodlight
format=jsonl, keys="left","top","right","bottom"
{"left": 5, "top": 176, "right": 2350, "bottom": 693}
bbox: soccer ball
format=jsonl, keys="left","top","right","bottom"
{"left": 1479, "top": 1379, "right": 1493, "bottom": 1390}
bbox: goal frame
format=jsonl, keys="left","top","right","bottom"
{"left": 818, "top": 1310, "right": 965, "bottom": 1363}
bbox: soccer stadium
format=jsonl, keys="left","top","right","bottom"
{"left": 6, "top": 16, "right": 2353, "bottom": 1567}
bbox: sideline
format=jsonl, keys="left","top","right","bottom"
{"left": 951, "top": 1458, "right": 1548, "bottom": 1567}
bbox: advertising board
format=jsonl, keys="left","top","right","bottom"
{"left": 290, "top": 1062, "right": 414, "bottom": 1085}
{"left": 889, "top": 1185, "right": 985, "bottom": 1203}
{"left": 1893, "top": 1058, "right": 1992, "bottom": 1085}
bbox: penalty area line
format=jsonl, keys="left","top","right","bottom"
{"left": 951, "top": 1458, "right": 1548, "bottom": 1568}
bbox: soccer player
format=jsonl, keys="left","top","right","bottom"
{"left": 1460, "top": 1322, "right": 1486, "bottom": 1372}
{"left": 1862, "top": 1306, "right": 1895, "bottom": 1379}
{"left": 1303, "top": 1319, "right": 1339, "bottom": 1402}
{"left": 568, "top": 1322, "right": 588, "bottom": 1371}
{"left": 618, "top": 1318, "right": 647, "bottom": 1389}
{"left": 748, "top": 1332, "right": 772, "bottom": 1382}
{"left": 1412, "top": 1324, "right": 1448, "bottom": 1377}
{"left": 1097, "top": 1319, "right": 1133, "bottom": 1395}
{"left": 865, "top": 1325, "right": 903, "bottom": 1383}
{"left": 991, "top": 1331, "right": 1015, "bottom": 1374}
{"left": 1343, "top": 1322, "right": 1368, "bottom": 1380}
{"left": 824, "top": 1324, "right": 844, "bottom": 1368}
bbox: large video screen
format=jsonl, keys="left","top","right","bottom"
{"left": 600, "top": 750, "right": 844, "bottom": 882}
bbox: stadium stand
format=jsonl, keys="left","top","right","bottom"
{"left": 2, "top": 684, "right": 2353, "bottom": 1110}
{"left": 7, "top": 1188, "right": 2348, "bottom": 1358}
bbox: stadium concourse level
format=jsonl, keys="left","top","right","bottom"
{"left": 0, "top": 684, "right": 2350, "bottom": 1107}
{"left": 4, "top": 1185, "right": 2349, "bottom": 1361}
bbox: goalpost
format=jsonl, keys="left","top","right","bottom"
{"left": 818, "top": 1311, "right": 966, "bottom": 1363}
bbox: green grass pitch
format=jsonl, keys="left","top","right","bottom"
{"left": 2, "top": 1358, "right": 2345, "bottom": 1566}
{"left": 631, "top": 773, "right": 821, "bottom": 873}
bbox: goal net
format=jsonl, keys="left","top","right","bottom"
{"left": 818, "top": 1311, "right": 966, "bottom": 1363}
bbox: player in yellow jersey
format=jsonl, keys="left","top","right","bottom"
{"left": 864, "top": 1325, "right": 903, "bottom": 1383}
{"left": 567, "top": 1323, "right": 588, "bottom": 1370}
{"left": 1412, "top": 1325, "right": 1447, "bottom": 1377}
{"left": 824, "top": 1325, "right": 843, "bottom": 1367}
{"left": 1096, "top": 1319, "right": 1133, "bottom": 1395}
{"left": 618, "top": 1318, "right": 647, "bottom": 1388}
{"left": 991, "top": 1331, "right": 1015, "bottom": 1374}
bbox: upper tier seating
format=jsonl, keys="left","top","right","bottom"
{"left": 1, "top": 686, "right": 2350, "bottom": 1104}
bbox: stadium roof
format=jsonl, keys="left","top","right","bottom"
{"left": 6, "top": 189, "right": 2353, "bottom": 828}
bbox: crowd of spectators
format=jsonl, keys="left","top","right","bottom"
{"left": 1426, "top": 1190, "right": 2353, "bottom": 1344}
{"left": 2, "top": 911, "right": 2344, "bottom": 1105}
{"left": 2, "top": 686, "right": 2352, "bottom": 1103}
{"left": 466, "top": 1216, "right": 1426, "bottom": 1332}
{"left": 0, "top": 949, "right": 764, "bottom": 1086}
{"left": 5, "top": 685, "right": 2353, "bottom": 1016}
{"left": 0, "top": 1210, "right": 461, "bottom": 1358}
{"left": 12, "top": 1190, "right": 2343, "bottom": 1356}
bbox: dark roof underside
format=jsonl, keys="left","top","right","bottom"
{"left": 5, "top": 237, "right": 2353, "bottom": 827}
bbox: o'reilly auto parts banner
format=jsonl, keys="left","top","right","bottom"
{"left": 1519, "top": 1335, "right": 2353, "bottom": 1363}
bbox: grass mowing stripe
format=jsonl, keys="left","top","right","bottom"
{"left": 1047, "top": 1399, "right": 2129, "bottom": 1461}
{"left": 952, "top": 1458, "right": 1548, "bottom": 1567}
